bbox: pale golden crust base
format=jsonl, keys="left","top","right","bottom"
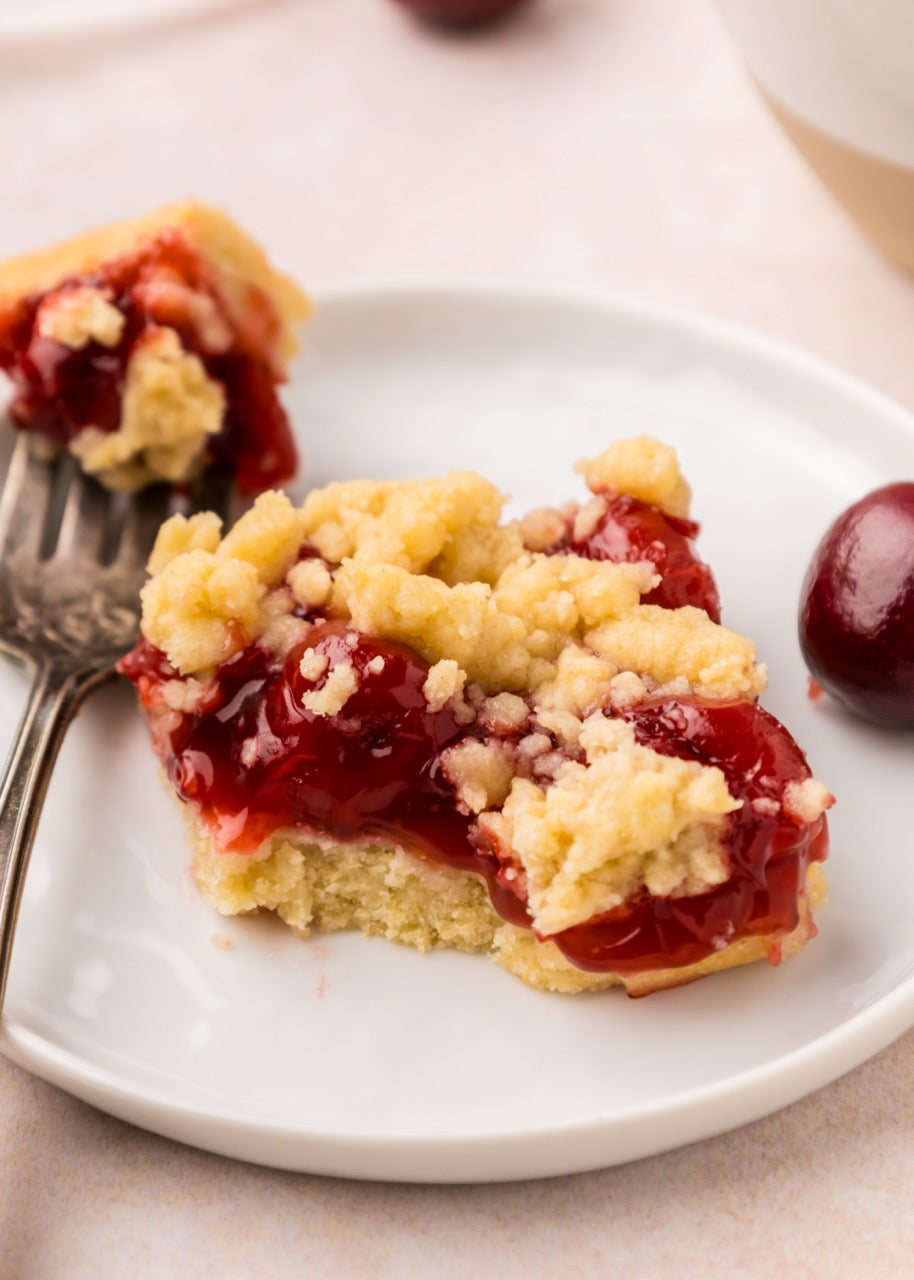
{"left": 0, "top": 200, "right": 310, "bottom": 363}
{"left": 186, "top": 808, "right": 825, "bottom": 997}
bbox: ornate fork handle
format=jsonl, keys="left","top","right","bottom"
{"left": 0, "top": 438, "right": 231, "bottom": 1018}
{"left": 0, "top": 658, "right": 112, "bottom": 1013}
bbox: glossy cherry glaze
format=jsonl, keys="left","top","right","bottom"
{"left": 121, "top": 623, "right": 530, "bottom": 927}
{"left": 554, "top": 699, "right": 827, "bottom": 973}
{"left": 549, "top": 494, "right": 722, "bottom": 621}
{"left": 121, "top": 631, "right": 826, "bottom": 973}
{"left": 800, "top": 482, "right": 914, "bottom": 728}
{"left": 0, "top": 230, "right": 296, "bottom": 492}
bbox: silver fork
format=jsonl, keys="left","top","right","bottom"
{"left": 0, "top": 433, "right": 226, "bottom": 1015}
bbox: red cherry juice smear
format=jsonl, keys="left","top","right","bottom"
{"left": 0, "top": 230, "right": 295, "bottom": 492}
{"left": 553, "top": 699, "right": 828, "bottom": 975}
{"left": 555, "top": 493, "right": 721, "bottom": 622}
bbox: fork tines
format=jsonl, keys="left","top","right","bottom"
{"left": 0, "top": 433, "right": 233, "bottom": 575}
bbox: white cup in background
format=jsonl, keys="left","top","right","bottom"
{"left": 717, "top": 0, "right": 914, "bottom": 273}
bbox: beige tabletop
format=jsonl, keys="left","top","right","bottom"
{"left": 2, "top": 1, "right": 914, "bottom": 1275}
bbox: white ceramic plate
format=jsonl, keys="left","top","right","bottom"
{"left": 3, "top": 284, "right": 914, "bottom": 1184}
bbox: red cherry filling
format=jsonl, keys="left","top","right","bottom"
{"left": 553, "top": 699, "right": 827, "bottom": 975}
{"left": 0, "top": 230, "right": 296, "bottom": 493}
{"left": 543, "top": 493, "right": 722, "bottom": 622}
{"left": 121, "top": 632, "right": 826, "bottom": 976}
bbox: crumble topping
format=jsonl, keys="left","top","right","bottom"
{"left": 159, "top": 676, "right": 210, "bottom": 714}
{"left": 142, "top": 545, "right": 265, "bottom": 673}
{"left": 576, "top": 435, "right": 691, "bottom": 518}
{"left": 572, "top": 495, "right": 609, "bottom": 543}
{"left": 422, "top": 659, "right": 466, "bottom": 713}
{"left": 607, "top": 670, "right": 649, "bottom": 709}
{"left": 534, "top": 645, "right": 623, "bottom": 719}
{"left": 532, "top": 707, "right": 581, "bottom": 749}
{"left": 70, "top": 327, "right": 224, "bottom": 491}
{"left": 301, "top": 660, "right": 359, "bottom": 717}
{"left": 519, "top": 505, "right": 568, "bottom": 552}
{"left": 588, "top": 606, "right": 762, "bottom": 697}
{"left": 479, "top": 716, "right": 737, "bottom": 936}
{"left": 143, "top": 440, "right": 765, "bottom": 698}
{"left": 35, "top": 285, "right": 124, "bottom": 349}
{"left": 147, "top": 510, "right": 223, "bottom": 574}
{"left": 299, "top": 471, "right": 511, "bottom": 576}
{"left": 219, "top": 490, "right": 307, "bottom": 584}
{"left": 783, "top": 778, "right": 834, "bottom": 824}
{"left": 479, "top": 691, "right": 529, "bottom": 733}
{"left": 298, "top": 649, "right": 330, "bottom": 682}
{"left": 442, "top": 739, "right": 515, "bottom": 814}
{"left": 257, "top": 588, "right": 310, "bottom": 658}
{"left": 287, "top": 558, "right": 333, "bottom": 609}
{"left": 142, "top": 491, "right": 307, "bottom": 670}
{"left": 335, "top": 554, "right": 663, "bottom": 694}
{"left": 296, "top": 469, "right": 525, "bottom": 589}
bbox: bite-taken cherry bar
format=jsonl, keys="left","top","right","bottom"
{"left": 120, "top": 436, "right": 832, "bottom": 996}
{"left": 0, "top": 201, "right": 309, "bottom": 492}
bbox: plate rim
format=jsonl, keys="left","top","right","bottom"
{"left": 5, "top": 966, "right": 914, "bottom": 1182}
{"left": 304, "top": 274, "right": 914, "bottom": 437}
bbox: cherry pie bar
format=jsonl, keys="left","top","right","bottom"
{"left": 120, "top": 436, "right": 831, "bottom": 996}
{"left": 0, "top": 202, "right": 309, "bottom": 492}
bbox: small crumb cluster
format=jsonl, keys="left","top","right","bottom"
{"left": 72, "top": 327, "right": 225, "bottom": 491}
{"left": 31, "top": 280, "right": 228, "bottom": 490}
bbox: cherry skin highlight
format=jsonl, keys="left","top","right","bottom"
{"left": 799, "top": 483, "right": 914, "bottom": 728}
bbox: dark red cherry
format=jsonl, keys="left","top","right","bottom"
{"left": 799, "top": 483, "right": 914, "bottom": 728}
{"left": 389, "top": 0, "right": 530, "bottom": 28}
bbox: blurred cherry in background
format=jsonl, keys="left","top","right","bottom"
{"left": 388, "top": 0, "right": 531, "bottom": 30}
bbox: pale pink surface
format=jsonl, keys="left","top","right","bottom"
{"left": 2, "top": 0, "right": 914, "bottom": 1274}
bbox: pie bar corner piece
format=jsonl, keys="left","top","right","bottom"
{"left": 120, "top": 434, "right": 833, "bottom": 998}
{"left": 0, "top": 201, "right": 310, "bottom": 494}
